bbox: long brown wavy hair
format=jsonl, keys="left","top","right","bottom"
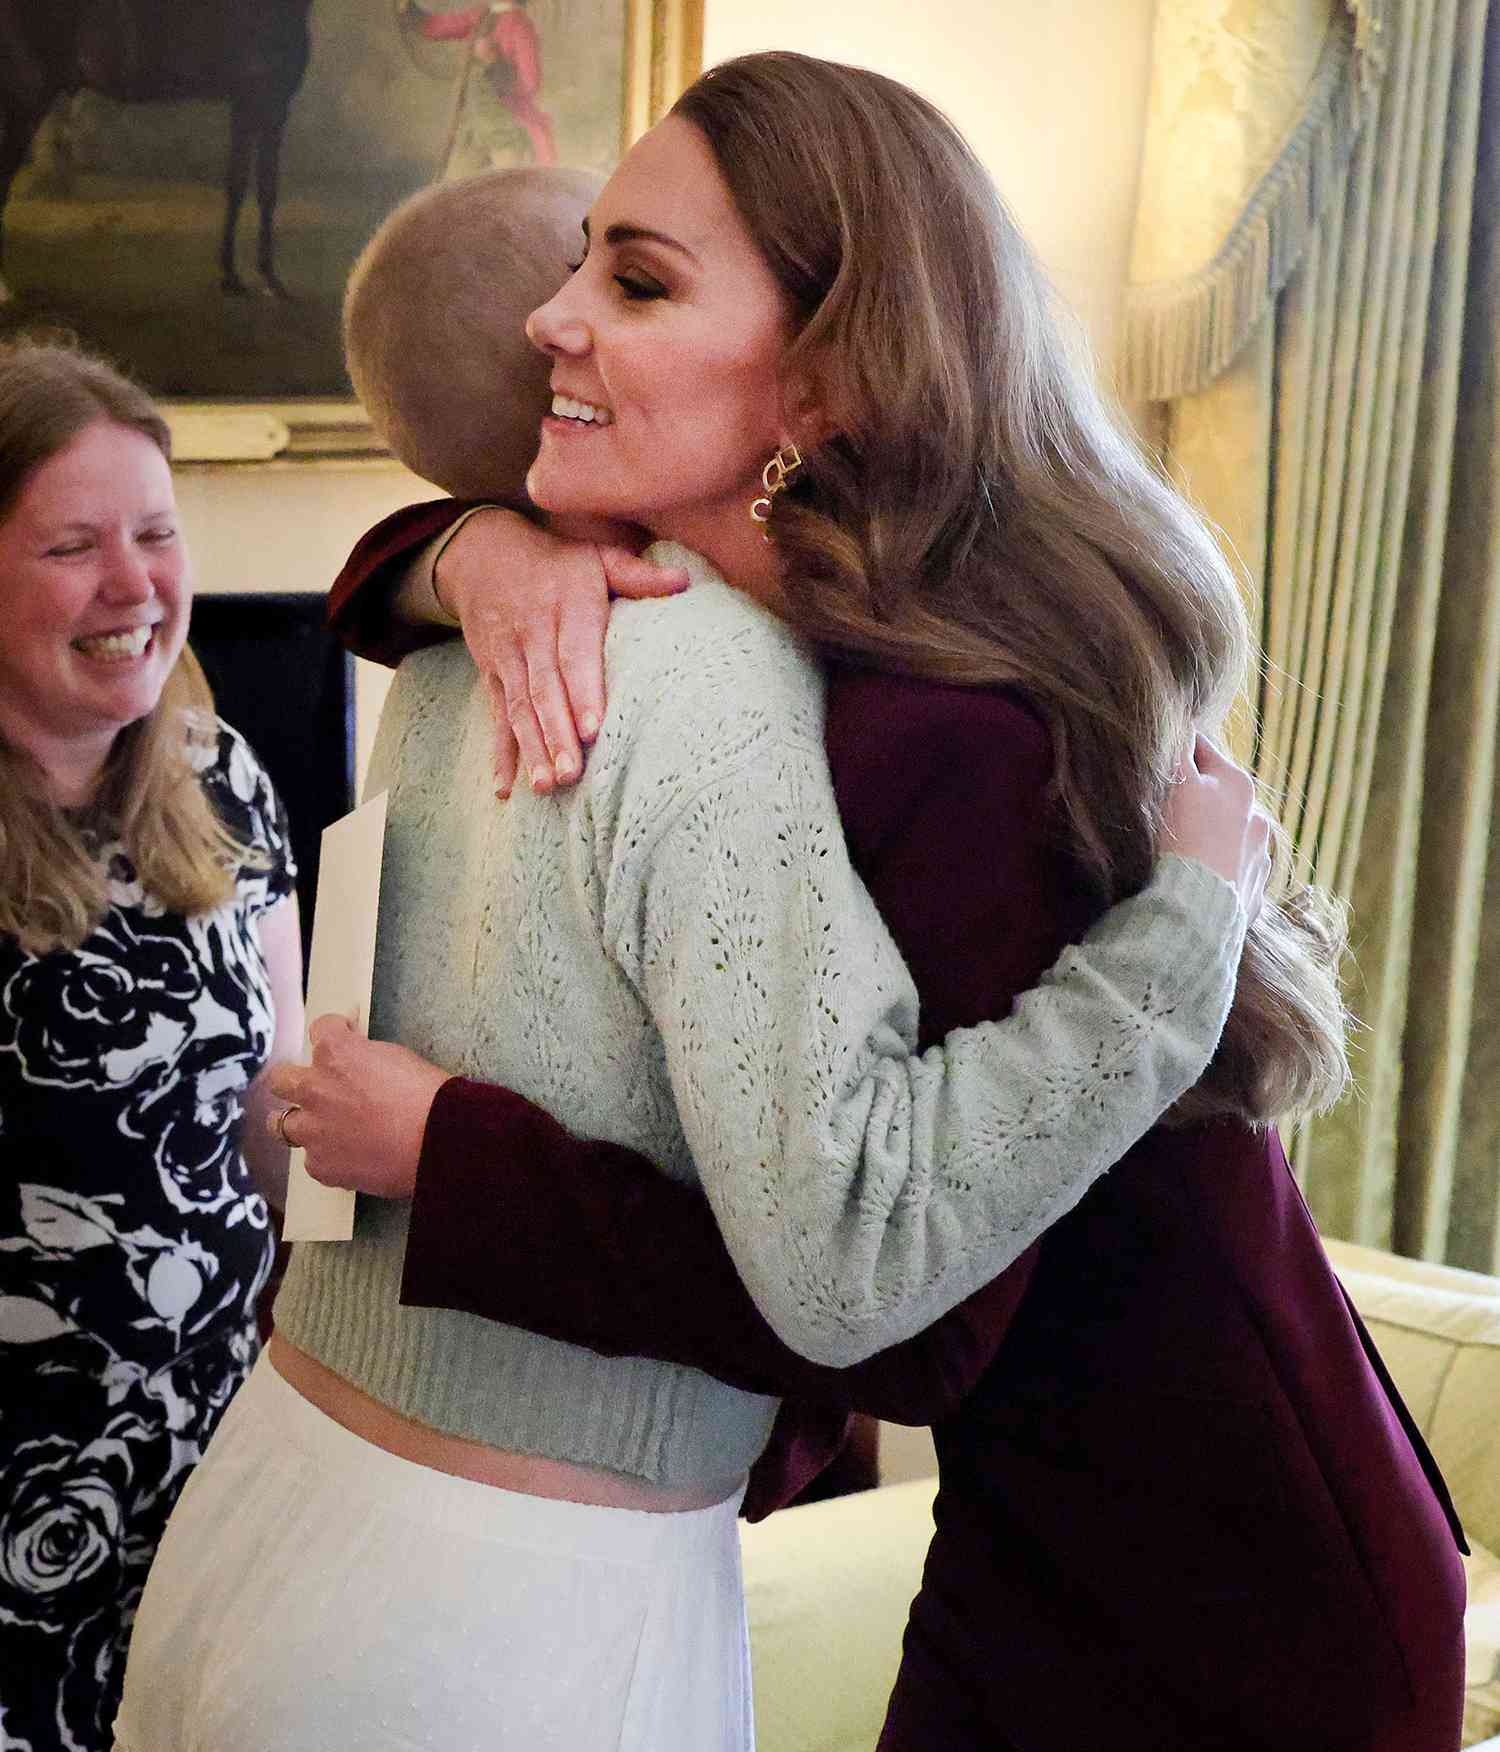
{"left": 674, "top": 53, "right": 1348, "bottom": 1126}
{"left": 0, "top": 337, "right": 248, "bottom": 956}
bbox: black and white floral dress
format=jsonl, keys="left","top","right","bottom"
{"left": 0, "top": 720, "right": 295, "bottom": 1752}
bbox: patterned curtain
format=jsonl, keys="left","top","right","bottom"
{"left": 1124, "top": 0, "right": 1500, "bottom": 1270}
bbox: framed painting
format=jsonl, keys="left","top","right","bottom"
{"left": 0, "top": 0, "right": 704, "bottom": 459}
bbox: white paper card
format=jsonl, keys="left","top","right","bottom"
{"left": 281, "top": 791, "right": 388, "bottom": 1242}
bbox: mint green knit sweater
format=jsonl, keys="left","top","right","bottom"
{"left": 274, "top": 548, "right": 1245, "bottom": 1493}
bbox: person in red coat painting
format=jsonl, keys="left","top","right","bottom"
{"left": 408, "top": 0, "right": 557, "bottom": 165}
{"left": 298, "top": 54, "right": 1465, "bottom": 1752}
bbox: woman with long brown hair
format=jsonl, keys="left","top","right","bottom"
{"left": 114, "top": 147, "right": 1269, "bottom": 1752}
{"left": 122, "top": 47, "right": 1457, "bottom": 1752}
{"left": 0, "top": 337, "right": 303, "bottom": 1750}
{"left": 297, "top": 54, "right": 1464, "bottom": 1752}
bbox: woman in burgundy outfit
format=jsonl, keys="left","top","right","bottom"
{"left": 309, "top": 53, "right": 1464, "bottom": 1752}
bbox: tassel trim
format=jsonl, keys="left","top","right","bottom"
{"left": 1120, "top": 0, "right": 1390, "bottom": 404}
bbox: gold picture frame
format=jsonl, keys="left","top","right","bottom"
{"left": 1, "top": 0, "right": 703, "bottom": 464}
{"left": 620, "top": 0, "right": 705, "bottom": 152}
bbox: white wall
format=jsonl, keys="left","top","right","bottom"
{"left": 703, "top": 0, "right": 1158, "bottom": 368}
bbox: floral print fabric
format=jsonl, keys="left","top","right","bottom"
{"left": 0, "top": 719, "right": 294, "bottom": 1752}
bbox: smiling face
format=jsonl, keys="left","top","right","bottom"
{"left": 524, "top": 115, "right": 798, "bottom": 588}
{"left": 0, "top": 420, "right": 189, "bottom": 798}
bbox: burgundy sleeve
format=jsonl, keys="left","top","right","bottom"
{"left": 400, "top": 682, "right": 1084, "bottom": 1473}
{"left": 325, "top": 499, "right": 488, "bottom": 667}
{"left": 405, "top": 1074, "right": 1038, "bottom": 1417}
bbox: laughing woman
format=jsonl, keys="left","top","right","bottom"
{"left": 0, "top": 339, "right": 303, "bottom": 1752}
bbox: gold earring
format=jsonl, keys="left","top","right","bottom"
{"left": 749, "top": 442, "right": 803, "bottom": 523}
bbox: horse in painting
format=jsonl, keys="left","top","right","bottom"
{"left": 0, "top": 0, "right": 313, "bottom": 300}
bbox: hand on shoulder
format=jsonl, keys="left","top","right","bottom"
{"left": 434, "top": 509, "right": 687, "bottom": 800}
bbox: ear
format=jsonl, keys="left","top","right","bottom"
{"left": 779, "top": 361, "right": 839, "bottom": 452}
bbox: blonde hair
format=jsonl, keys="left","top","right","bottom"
{"left": 344, "top": 166, "right": 602, "bottom": 500}
{"left": 0, "top": 337, "right": 249, "bottom": 956}
{"left": 674, "top": 54, "right": 1349, "bottom": 1126}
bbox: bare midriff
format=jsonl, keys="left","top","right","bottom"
{"left": 266, "top": 1333, "right": 731, "bottom": 1512}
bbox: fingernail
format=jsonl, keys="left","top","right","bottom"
{"left": 554, "top": 752, "right": 577, "bottom": 780}
{"left": 530, "top": 767, "right": 552, "bottom": 791}
{"left": 580, "top": 712, "right": 599, "bottom": 740}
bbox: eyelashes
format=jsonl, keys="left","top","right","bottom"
{"left": 45, "top": 527, "right": 177, "bottom": 557}
{"left": 560, "top": 258, "right": 666, "bottom": 301}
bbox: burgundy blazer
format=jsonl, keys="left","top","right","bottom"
{"left": 327, "top": 504, "right": 1467, "bottom": 1752}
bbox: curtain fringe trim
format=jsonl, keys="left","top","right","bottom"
{"left": 1120, "top": 0, "right": 1389, "bottom": 403}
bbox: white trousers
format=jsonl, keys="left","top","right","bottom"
{"left": 113, "top": 1354, "right": 753, "bottom": 1752}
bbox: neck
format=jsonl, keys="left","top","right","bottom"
{"left": 38, "top": 742, "right": 112, "bottom": 809}
{"left": 649, "top": 511, "right": 785, "bottom": 612}
{"left": 545, "top": 512, "right": 646, "bottom": 549}
{"left": 538, "top": 510, "right": 785, "bottom": 611}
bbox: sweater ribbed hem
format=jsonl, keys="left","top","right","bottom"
{"left": 272, "top": 1210, "right": 776, "bottom": 1495}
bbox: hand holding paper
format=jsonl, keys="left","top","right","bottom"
{"left": 270, "top": 1014, "right": 450, "bottom": 1204}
